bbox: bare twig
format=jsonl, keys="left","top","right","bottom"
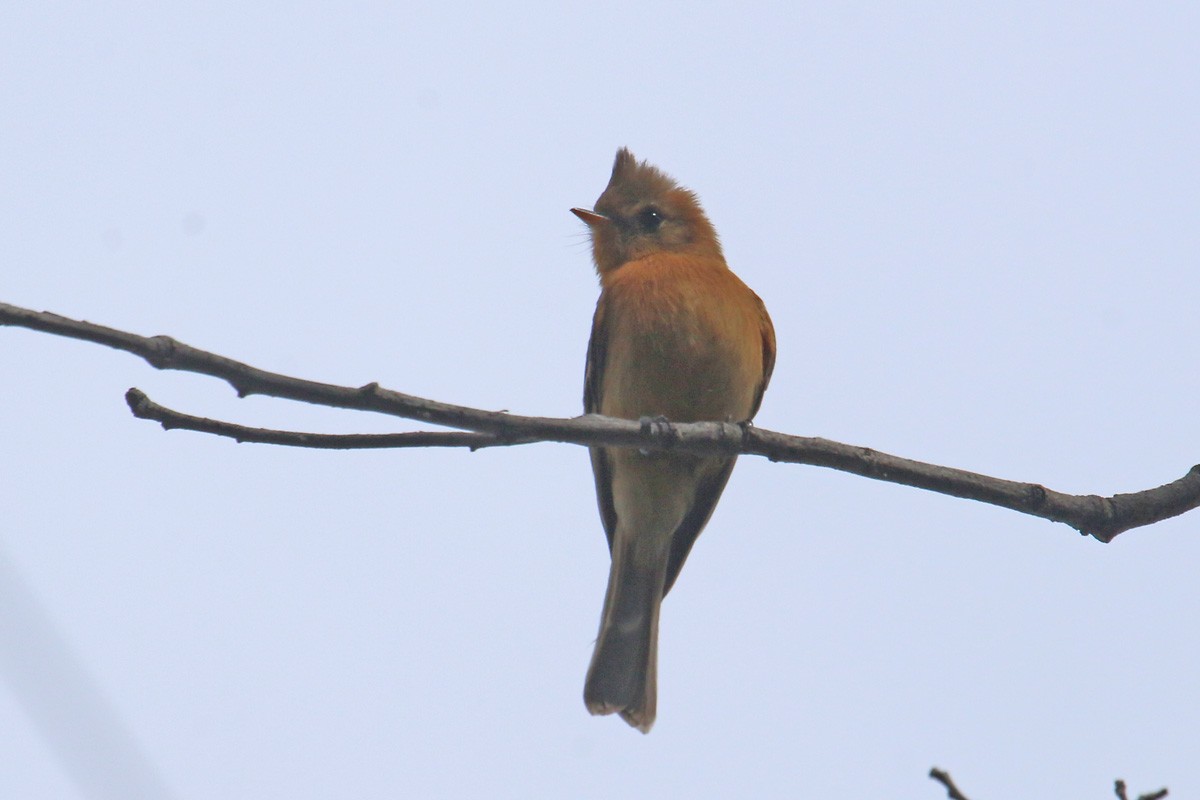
{"left": 124, "top": 389, "right": 512, "bottom": 450}
{"left": 929, "top": 767, "right": 970, "bottom": 800}
{"left": 4, "top": 302, "right": 1198, "bottom": 542}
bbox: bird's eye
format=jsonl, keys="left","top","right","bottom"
{"left": 636, "top": 207, "right": 663, "bottom": 232}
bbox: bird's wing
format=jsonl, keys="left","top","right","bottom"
{"left": 749, "top": 290, "right": 776, "bottom": 419}
{"left": 584, "top": 296, "right": 618, "bottom": 550}
{"left": 663, "top": 457, "right": 737, "bottom": 595}
{"left": 665, "top": 289, "right": 776, "bottom": 595}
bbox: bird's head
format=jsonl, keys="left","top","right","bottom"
{"left": 572, "top": 148, "right": 723, "bottom": 275}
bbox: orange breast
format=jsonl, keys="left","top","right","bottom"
{"left": 598, "top": 253, "right": 766, "bottom": 423}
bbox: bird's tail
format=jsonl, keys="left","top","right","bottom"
{"left": 583, "top": 536, "right": 668, "bottom": 733}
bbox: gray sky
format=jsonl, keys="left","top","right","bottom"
{"left": 3, "top": 3, "right": 1197, "bottom": 798}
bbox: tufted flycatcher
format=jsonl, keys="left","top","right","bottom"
{"left": 572, "top": 148, "right": 776, "bottom": 732}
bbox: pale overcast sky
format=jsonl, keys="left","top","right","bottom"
{"left": 2, "top": 3, "right": 1197, "bottom": 798}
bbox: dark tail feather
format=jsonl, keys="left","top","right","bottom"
{"left": 583, "top": 540, "right": 667, "bottom": 733}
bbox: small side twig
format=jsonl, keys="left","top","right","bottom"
{"left": 124, "top": 388, "right": 513, "bottom": 451}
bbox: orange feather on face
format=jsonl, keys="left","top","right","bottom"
{"left": 573, "top": 149, "right": 775, "bottom": 732}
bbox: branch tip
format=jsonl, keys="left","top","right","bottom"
{"left": 125, "top": 387, "right": 150, "bottom": 417}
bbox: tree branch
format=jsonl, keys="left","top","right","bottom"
{"left": 4, "top": 301, "right": 1198, "bottom": 542}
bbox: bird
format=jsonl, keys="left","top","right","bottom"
{"left": 572, "top": 148, "right": 776, "bottom": 732}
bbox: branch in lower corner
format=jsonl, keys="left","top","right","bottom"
{"left": 929, "top": 767, "right": 970, "bottom": 800}
{"left": 1115, "top": 779, "right": 1169, "bottom": 800}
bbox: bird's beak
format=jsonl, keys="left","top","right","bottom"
{"left": 571, "top": 208, "right": 610, "bottom": 227}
